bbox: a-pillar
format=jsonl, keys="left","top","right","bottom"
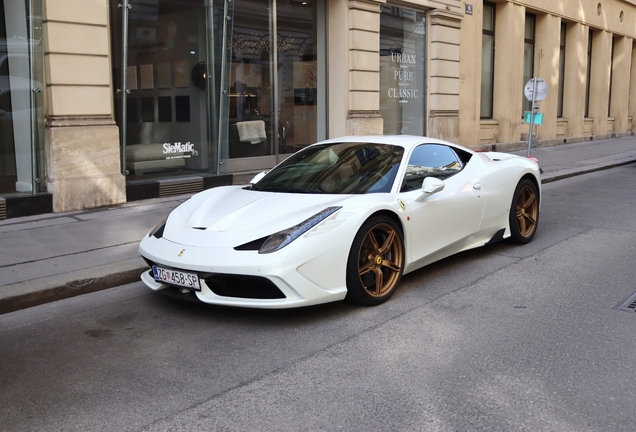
{"left": 492, "top": 1, "right": 525, "bottom": 143}
{"left": 561, "top": 23, "right": 588, "bottom": 138}
{"left": 43, "top": 0, "right": 125, "bottom": 212}
{"left": 609, "top": 36, "right": 633, "bottom": 135}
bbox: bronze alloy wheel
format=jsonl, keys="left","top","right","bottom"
{"left": 509, "top": 179, "right": 540, "bottom": 244}
{"left": 346, "top": 216, "right": 405, "bottom": 306}
{"left": 516, "top": 184, "right": 538, "bottom": 238}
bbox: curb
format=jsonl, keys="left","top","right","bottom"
{"left": 0, "top": 258, "right": 148, "bottom": 315}
{"left": 540, "top": 157, "right": 636, "bottom": 183}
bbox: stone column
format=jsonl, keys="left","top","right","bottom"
{"left": 328, "top": 0, "right": 349, "bottom": 138}
{"left": 588, "top": 30, "right": 612, "bottom": 137}
{"left": 561, "top": 23, "right": 588, "bottom": 138}
{"left": 533, "top": 13, "right": 560, "bottom": 141}
{"left": 609, "top": 36, "right": 633, "bottom": 135}
{"left": 347, "top": 0, "right": 383, "bottom": 135}
{"left": 458, "top": 2, "right": 482, "bottom": 147}
{"left": 428, "top": 10, "right": 461, "bottom": 143}
{"left": 43, "top": 0, "right": 125, "bottom": 212}
{"left": 492, "top": 1, "right": 525, "bottom": 144}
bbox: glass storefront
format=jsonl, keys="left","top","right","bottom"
{"left": 379, "top": 5, "right": 427, "bottom": 136}
{"left": 111, "top": 0, "right": 325, "bottom": 184}
{"left": 0, "top": 0, "right": 44, "bottom": 195}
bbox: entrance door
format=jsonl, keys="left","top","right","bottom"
{"left": 223, "top": 0, "right": 325, "bottom": 174}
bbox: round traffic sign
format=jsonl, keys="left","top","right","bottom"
{"left": 524, "top": 78, "right": 548, "bottom": 102}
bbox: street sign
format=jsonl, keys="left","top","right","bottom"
{"left": 524, "top": 78, "right": 548, "bottom": 102}
{"left": 523, "top": 111, "right": 544, "bottom": 125}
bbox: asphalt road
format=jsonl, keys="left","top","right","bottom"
{"left": 1, "top": 164, "right": 636, "bottom": 431}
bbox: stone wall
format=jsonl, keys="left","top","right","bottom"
{"left": 43, "top": 0, "right": 125, "bottom": 212}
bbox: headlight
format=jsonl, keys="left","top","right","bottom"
{"left": 258, "top": 206, "right": 342, "bottom": 254}
{"left": 148, "top": 214, "right": 169, "bottom": 238}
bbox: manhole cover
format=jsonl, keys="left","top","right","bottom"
{"left": 614, "top": 290, "right": 636, "bottom": 313}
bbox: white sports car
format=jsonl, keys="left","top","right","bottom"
{"left": 139, "top": 135, "right": 540, "bottom": 308}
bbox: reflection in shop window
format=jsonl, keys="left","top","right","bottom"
{"left": 380, "top": 5, "right": 427, "bottom": 136}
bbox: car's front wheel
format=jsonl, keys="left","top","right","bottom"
{"left": 345, "top": 216, "right": 404, "bottom": 306}
{"left": 509, "top": 179, "right": 539, "bottom": 244}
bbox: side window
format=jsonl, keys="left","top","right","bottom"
{"left": 402, "top": 144, "right": 464, "bottom": 191}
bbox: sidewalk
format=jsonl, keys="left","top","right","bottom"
{"left": 2, "top": 136, "right": 636, "bottom": 314}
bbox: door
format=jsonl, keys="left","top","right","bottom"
{"left": 403, "top": 144, "right": 485, "bottom": 265}
{"left": 223, "top": 0, "right": 325, "bottom": 174}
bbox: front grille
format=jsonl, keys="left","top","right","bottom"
{"left": 205, "top": 274, "right": 285, "bottom": 299}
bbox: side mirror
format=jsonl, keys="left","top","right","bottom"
{"left": 415, "top": 177, "right": 445, "bottom": 201}
{"left": 249, "top": 171, "right": 267, "bottom": 184}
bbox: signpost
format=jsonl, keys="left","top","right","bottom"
{"left": 523, "top": 78, "right": 547, "bottom": 157}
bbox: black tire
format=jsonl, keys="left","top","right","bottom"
{"left": 508, "top": 179, "right": 539, "bottom": 244}
{"left": 345, "top": 215, "right": 405, "bottom": 306}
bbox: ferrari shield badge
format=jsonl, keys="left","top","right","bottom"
{"left": 398, "top": 199, "right": 406, "bottom": 210}
{"left": 178, "top": 249, "right": 185, "bottom": 257}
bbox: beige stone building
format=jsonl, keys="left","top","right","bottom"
{"left": 1, "top": 0, "right": 635, "bottom": 218}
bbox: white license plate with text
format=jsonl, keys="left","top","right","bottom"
{"left": 152, "top": 266, "right": 201, "bottom": 291}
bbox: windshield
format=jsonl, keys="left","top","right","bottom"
{"left": 253, "top": 142, "right": 404, "bottom": 194}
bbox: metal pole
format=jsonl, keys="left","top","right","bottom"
{"left": 526, "top": 78, "right": 538, "bottom": 157}
{"left": 120, "top": 1, "right": 130, "bottom": 175}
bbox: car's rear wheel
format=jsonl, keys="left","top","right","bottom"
{"left": 346, "top": 216, "right": 404, "bottom": 306}
{"left": 509, "top": 179, "right": 539, "bottom": 244}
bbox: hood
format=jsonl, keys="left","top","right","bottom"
{"left": 163, "top": 185, "right": 349, "bottom": 248}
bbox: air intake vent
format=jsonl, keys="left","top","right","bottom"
{"left": 159, "top": 177, "right": 203, "bottom": 198}
{"left": 0, "top": 198, "right": 6, "bottom": 220}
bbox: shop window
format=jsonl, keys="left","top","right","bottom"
{"left": 608, "top": 36, "right": 615, "bottom": 117}
{"left": 380, "top": 5, "right": 427, "bottom": 136}
{"left": 557, "top": 23, "right": 566, "bottom": 118}
{"left": 522, "top": 14, "right": 535, "bottom": 113}
{"left": 480, "top": 2, "right": 495, "bottom": 119}
{"left": 585, "top": 30, "right": 593, "bottom": 117}
{"left": 0, "top": 1, "right": 44, "bottom": 194}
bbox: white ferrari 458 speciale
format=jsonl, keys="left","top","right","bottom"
{"left": 139, "top": 135, "right": 540, "bottom": 308}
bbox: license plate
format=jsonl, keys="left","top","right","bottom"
{"left": 152, "top": 265, "right": 201, "bottom": 291}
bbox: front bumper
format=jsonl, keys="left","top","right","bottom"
{"left": 138, "top": 234, "right": 350, "bottom": 309}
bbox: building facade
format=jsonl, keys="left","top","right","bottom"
{"left": 0, "top": 0, "right": 635, "bottom": 218}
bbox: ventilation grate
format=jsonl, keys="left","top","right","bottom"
{"left": 0, "top": 198, "right": 6, "bottom": 220}
{"left": 158, "top": 177, "right": 203, "bottom": 198}
{"left": 614, "top": 290, "right": 636, "bottom": 313}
